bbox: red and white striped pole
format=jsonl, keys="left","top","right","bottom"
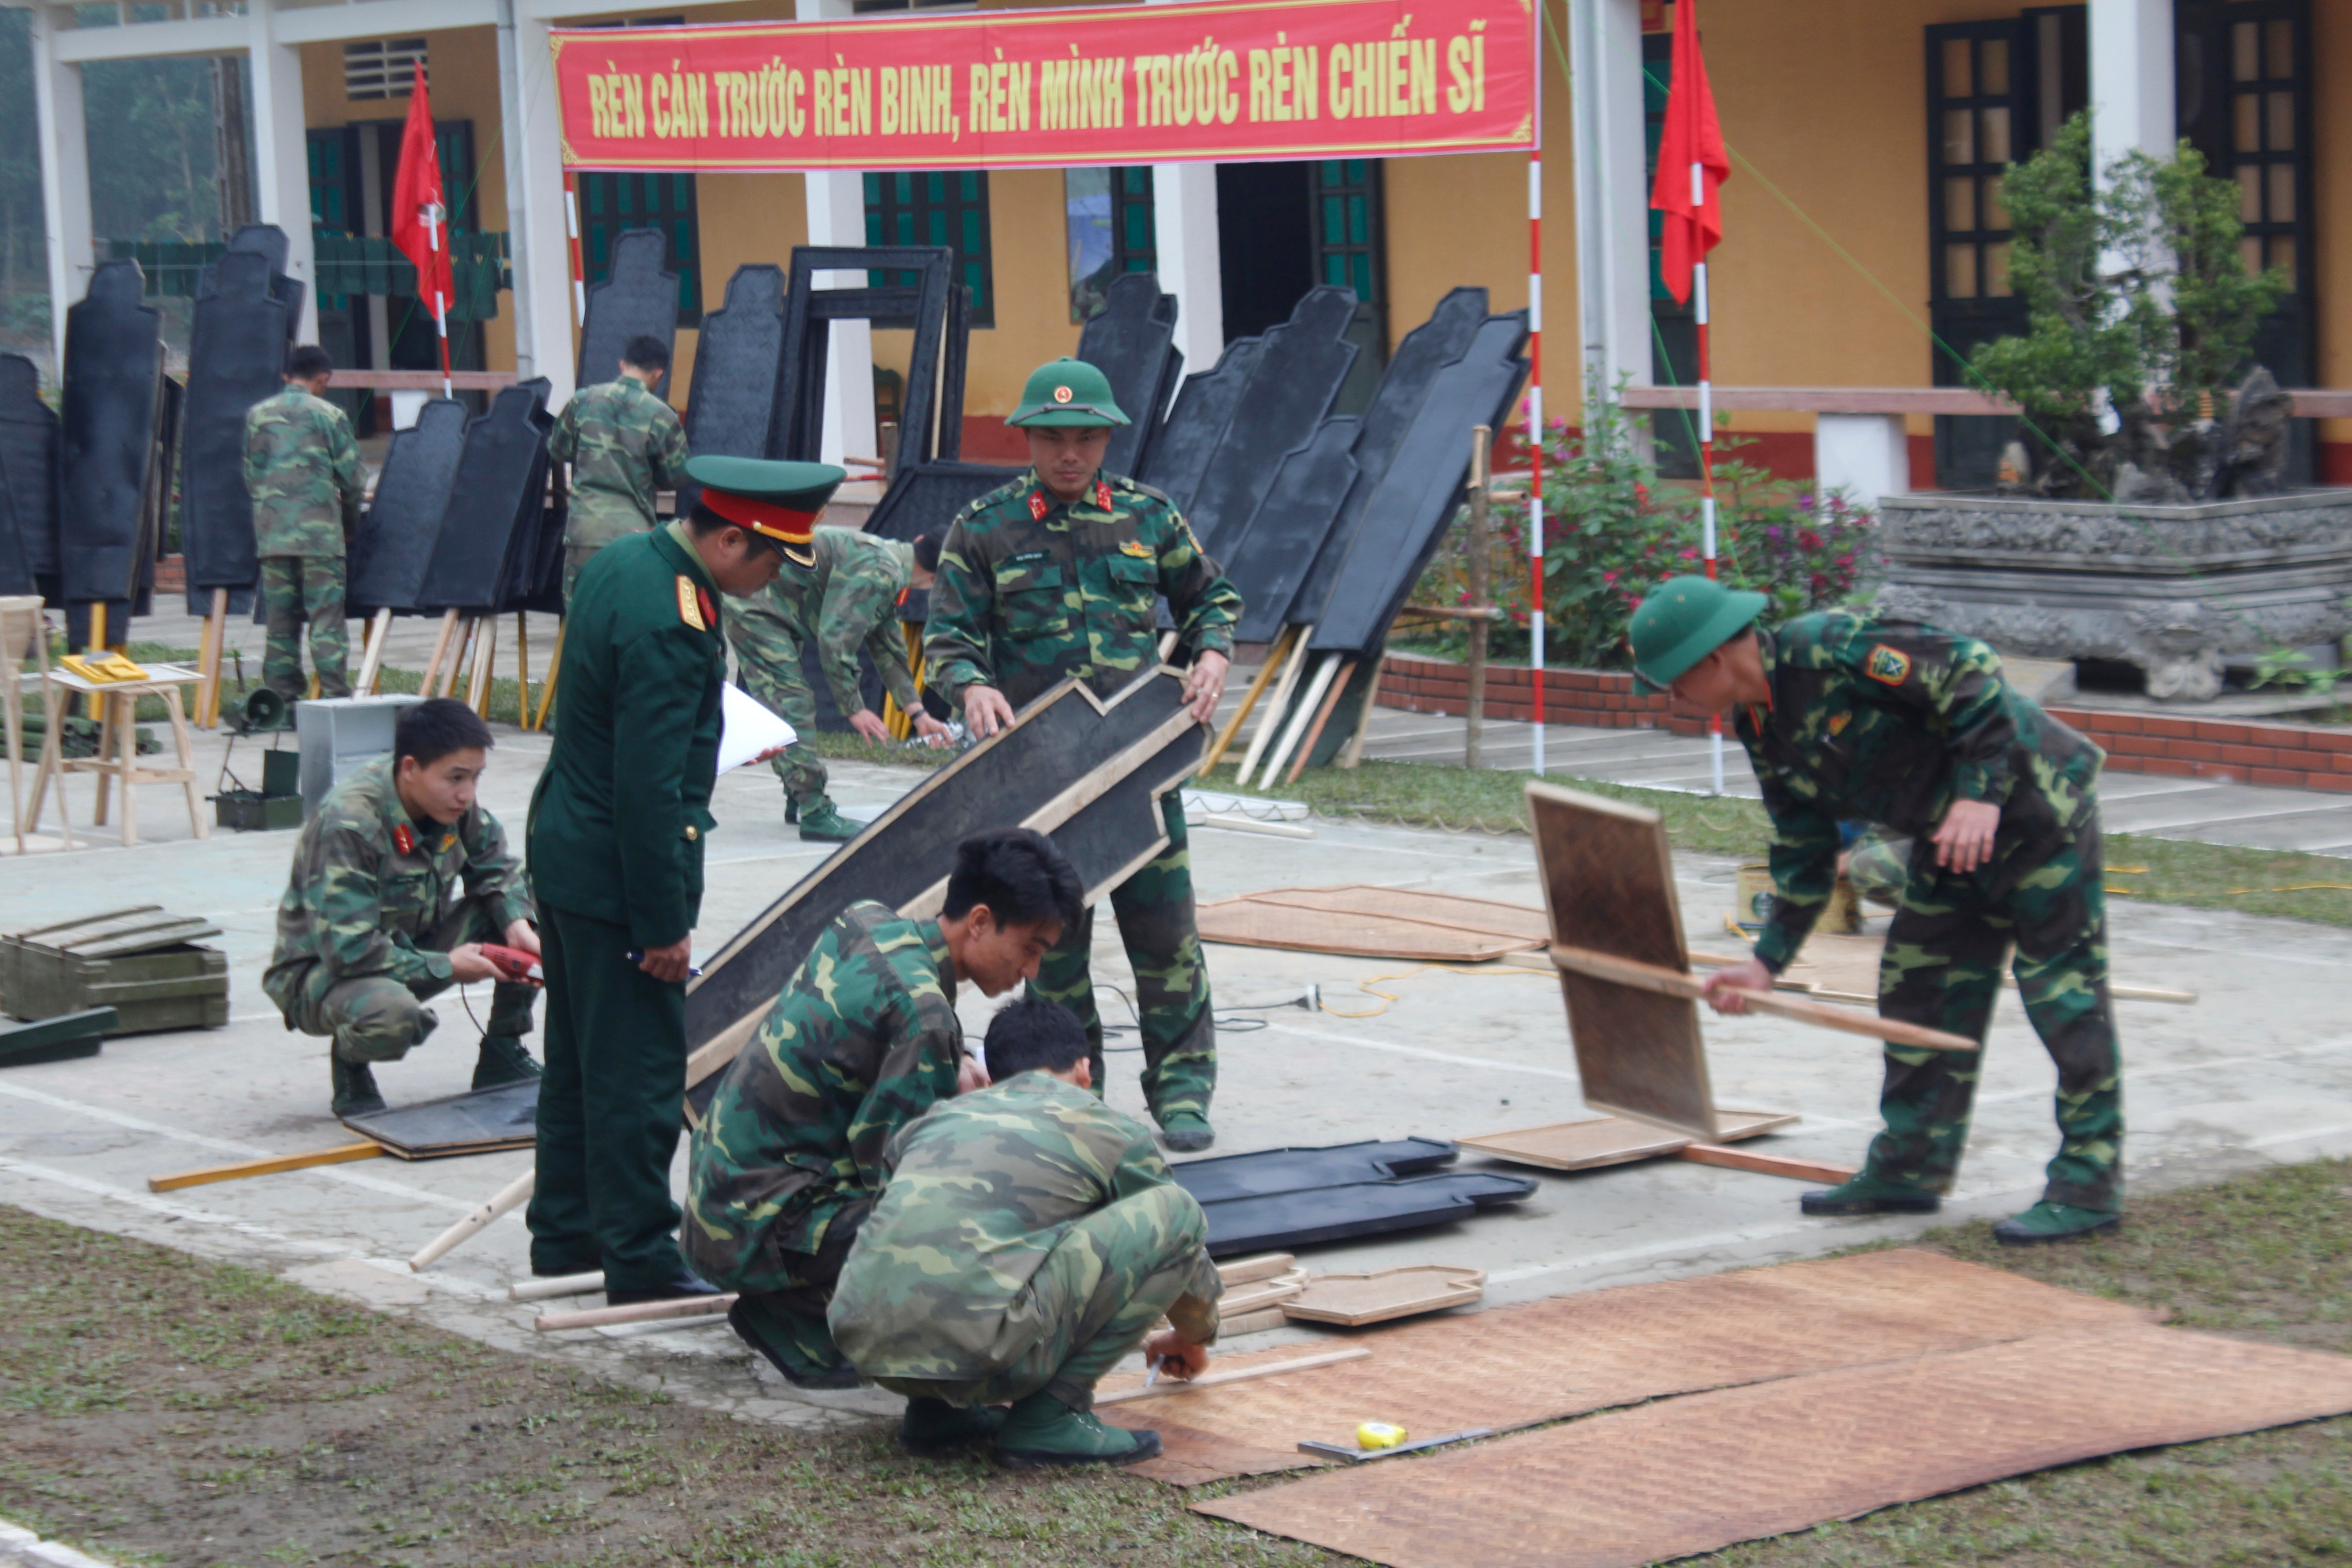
{"left": 427, "top": 203, "right": 453, "bottom": 399}
{"left": 1693, "top": 157, "right": 1723, "bottom": 795}
{"left": 563, "top": 172, "right": 587, "bottom": 329}
{"left": 1527, "top": 152, "right": 1546, "bottom": 777}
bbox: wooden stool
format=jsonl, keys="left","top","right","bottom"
{"left": 23, "top": 661, "right": 209, "bottom": 849}
{"left": 1, "top": 595, "right": 48, "bottom": 853}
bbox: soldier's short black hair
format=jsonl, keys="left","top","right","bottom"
{"left": 943, "top": 827, "right": 1082, "bottom": 933}
{"left": 983, "top": 996, "right": 1089, "bottom": 1081}
{"left": 285, "top": 344, "right": 334, "bottom": 380}
{"left": 912, "top": 532, "right": 944, "bottom": 572}
{"left": 395, "top": 698, "right": 495, "bottom": 768}
{"left": 621, "top": 335, "right": 670, "bottom": 374}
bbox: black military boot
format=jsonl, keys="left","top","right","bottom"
{"left": 331, "top": 1056, "right": 387, "bottom": 1118}
{"left": 472, "top": 1032, "right": 542, "bottom": 1090}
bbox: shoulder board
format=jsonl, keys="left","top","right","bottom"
{"left": 675, "top": 575, "right": 709, "bottom": 631}
{"left": 1111, "top": 474, "right": 1175, "bottom": 506}
{"left": 954, "top": 478, "right": 1032, "bottom": 527}
{"left": 392, "top": 823, "right": 416, "bottom": 856}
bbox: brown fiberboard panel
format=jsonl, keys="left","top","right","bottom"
{"left": 1103, "top": 1248, "right": 2148, "bottom": 1484}
{"left": 1456, "top": 1109, "right": 1797, "bottom": 1173}
{"left": 1282, "top": 1266, "right": 1485, "bottom": 1326}
{"left": 1195, "top": 898, "right": 1533, "bottom": 964}
{"left": 1195, "top": 1324, "right": 2352, "bottom": 1568}
{"left": 1252, "top": 887, "right": 1551, "bottom": 943}
{"left": 1526, "top": 782, "right": 1717, "bottom": 1139}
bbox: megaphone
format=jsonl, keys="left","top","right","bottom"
{"left": 235, "top": 687, "right": 291, "bottom": 734}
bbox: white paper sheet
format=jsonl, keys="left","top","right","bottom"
{"left": 717, "top": 683, "right": 796, "bottom": 773}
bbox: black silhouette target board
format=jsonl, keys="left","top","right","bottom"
{"left": 862, "top": 459, "right": 1019, "bottom": 545}
{"left": 59, "top": 261, "right": 164, "bottom": 606}
{"left": 415, "top": 381, "right": 553, "bottom": 612}
{"left": 1193, "top": 1173, "right": 1537, "bottom": 1257}
{"left": 1225, "top": 417, "right": 1361, "bottom": 645}
{"left": 1179, "top": 287, "right": 1359, "bottom": 558}
{"left": 178, "top": 251, "right": 294, "bottom": 593}
{"left": 1291, "top": 287, "right": 1490, "bottom": 630}
{"left": 1077, "top": 273, "right": 1181, "bottom": 479}
{"left": 576, "top": 229, "right": 678, "bottom": 399}
{"left": 1309, "top": 312, "right": 1529, "bottom": 657}
{"left": 206, "top": 224, "right": 306, "bottom": 329}
{"left": 1171, "top": 1139, "right": 1458, "bottom": 1203}
{"left": 349, "top": 398, "right": 468, "bottom": 614}
{"left": 679, "top": 264, "right": 787, "bottom": 515}
{"left": 1141, "top": 335, "right": 1261, "bottom": 516}
{"left": 0, "top": 355, "right": 58, "bottom": 595}
{"left": 772, "top": 246, "right": 958, "bottom": 475}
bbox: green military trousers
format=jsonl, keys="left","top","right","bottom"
{"left": 721, "top": 595, "right": 834, "bottom": 816}
{"left": 862, "top": 1182, "right": 1209, "bottom": 1413}
{"left": 278, "top": 894, "right": 536, "bottom": 1062}
{"left": 1869, "top": 811, "right": 2123, "bottom": 1213}
{"left": 259, "top": 555, "right": 350, "bottom": 700}
{"left": 1029, "top": 794, "right": 1215, "bottom": 1126}
{"left": 527, "top": 903, "right": 691, "bottom": 1290}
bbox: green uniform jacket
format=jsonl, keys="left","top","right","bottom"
{"left": 549, "top": 378, "right": 691, "bottom": 551}
{"left": 683, "top": 900, "right": 963, "bottom": 1279}
{"left": 242, "top": 385, "right": 365, "bottom": 558}
{"left": 764, "top": 527, "right": 921, "bottom": 717}
{"left": 829, "top": 1071, "right": 1222, "bottom": 1382}
{"left": 527, "top": 523, "right": 725, "bottom": 947}
{"left": 1735, "top": 612, "right": 2104, "bottom": 973}
{"left": 923, "top": 470, "right": 1241, "bottom": 711}
{"left": 261, "top": 754, "right": 532, "bottom": 1016}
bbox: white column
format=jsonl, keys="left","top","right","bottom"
{"left": 1151, "top": 162, "right": 1223, "bottom": 380}
{"left": 355, "top": 124, "right": 393, "bottom": 372}
{"left": 1569, "top": 0, "right": 1652, "bottom": 404}
{"left": 1813, "top": 414, "right": 1910, "bottom": 508}
{"left": 28, "top": 5, "right": 92, "bottom": 380}
{"left": 246, "top": 0, "right": 318, "bottom": 342}
{"left": 2089, "top": 0, "right": 2176, "bottom": 178}
{"left": 795, "top": 0, "right": 877, "bottom": 468}
{"left": 500, "top": 0, "right": 576, "bottom": 408}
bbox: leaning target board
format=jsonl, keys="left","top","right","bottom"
{"left": 177, "top": 250, "right": 294, "bottom": 595}
{"left": 58, "top": 261, "right": 166, "bottom": 606}
{"left": 0, "top": 354, "right": 59, "bottom": 594}
{"left": 415, "top": 382, "right": 554, "bottom": 612}
{"left": 1177, "top": 287, "right": 1360, "bottom": 557}
{"left": 576, "top": 229, "right": 679, "bottom": 399}
{"left": 1526, "top": 781, "right": 1719, "bottom": 1141}
{"left": 677, "top": 263, "right": 787, "bottom": 515}
{"left": 348, "top": 399, "right": 469, "bottom": 615}
{"left": 1075, "top": 272, "right": 1181, "bottom": 479}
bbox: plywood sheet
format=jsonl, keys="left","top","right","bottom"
{"left": 1195, "top": 899, "right": 1532, "bottom": 964}
{"left": 1456, "top": 1109, "right": 1796, "bottom": 1173}
{"left": 1283, "top": 1266, "right": 1485, "bottom": 1326}
{"left": 1257, "top": 887, "right": 1550, "bottom": 943}
{"left": 340, "top": 1079, "right": 537, "bottom": 1158}
{"left": 1104, "top": 1249, "right": 2149, "bottom": 1486}
{"left": 1527, "top": 783, "right": 1717, "bottom": 1140}
{"left": 1196, "top": 1325, "right": 2352, "bottom": 1568}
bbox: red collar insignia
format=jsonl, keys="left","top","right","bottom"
{"left": 393, "top": 822, "right": 415, "bottom": 856}
{"left": 1094, "top": 480, "right": 1114, "bottom": 510}
{"left": 1027, "top": 489, "right": 1050, "bottom": 521}
{"left": 696, "top": 586, "right": 717, "bottom": 629}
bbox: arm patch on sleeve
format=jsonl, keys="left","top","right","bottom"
{"left": 1865, "top": 644, "right": 1912, "bottom": 685}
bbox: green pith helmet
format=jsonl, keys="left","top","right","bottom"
{"left": 1627, "top": 574, "right": 1769, "bottom": 692}
{"left": 1007, "top": 357, "right": 1130, "bottom": 428}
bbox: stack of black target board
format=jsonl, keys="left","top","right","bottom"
{"left": 676, "top": 261, "right": 786, "bottom": 517}
{"left": 348, "top": 398, "right": 470, "bottom": 620}
{"left": 402, "top": 381, "right": 559, "bottom": 699}
{"left": 1169, "top": 1137, "right": 1535, "bottom": 1256}
{"left": 0, "top": 355, "right": 58, "bottom": 598}
{"left": 58, "top": 261, "right": 172, "bottom": 647}
{"left": 178, "top": 242, "right": 297, "bottom": 634}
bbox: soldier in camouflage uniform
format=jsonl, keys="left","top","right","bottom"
{"left": 830, "top": 996, "right": 1222, "bottom": 1468}
{"left": 263, "top": 699, "right": 540, "bottom": 1117}
{"left": 723, "top": 525, "right": 951, "bottom": 842}
{"left": 1631, "top": 575, "right": 2122, "bottom": 1245}
{"left": 549, "top": 335, "right": 690, "bottom": 604}
{"left": 244, "top": 344, "right": 365, "bottom": 700}
{"left": 925, "top": 358, "right": 1242, "bottom": 1152}
{"left": 685, "top": 828, "right": 1083, "bottom": 1388}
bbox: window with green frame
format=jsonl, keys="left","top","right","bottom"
{"left": 864, "top": 169, "right": 994, "bottom": 327}
{"left": 1313, "top": 159, "right": 1382, "bottom": 307}
{"left": 574, "top": 171, "right": 704, "bottom": 325}
{"left": 1064, "top": 166, "right": 1156, "bottom": 322}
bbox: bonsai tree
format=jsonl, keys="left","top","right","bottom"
{"left": 1969, "top": 112, "right": 2290, "bottom": 502}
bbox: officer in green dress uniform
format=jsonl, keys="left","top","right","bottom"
{"left": 924, "top": 359, "right": 1241, "bottom": 1153}
{"left": 1630, "top": 576, "right": 2123, "bottom": 1245}
{"left": 525, "top": 453, "right": 844, "bottom": 1303}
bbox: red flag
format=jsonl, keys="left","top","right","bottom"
{"left": 1648, "top": 0, "right": 1729, "bottom": 306}
{"left": 390, "top": 62, "right": 454, "bottom": 317}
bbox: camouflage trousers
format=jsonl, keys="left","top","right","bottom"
{"left": 1030, "top": 794, "right": 1215, "bottom": 1126}
{"left": 259, "top": 555, "right": 350, "bottom": 700}
{"left": 721, "top": 595, "right": 832, "bottom": 814}
{"left": 272, "top": 894, "right": 537, "bottom": 1063}
{"left": 1867, "top": 812, "right": 2123, "bottom": 1213}
{"left": 862, "top": 1182, "right": 1209, "bottom": 1412}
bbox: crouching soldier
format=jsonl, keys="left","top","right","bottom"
{"left": 828, "top": 996, "right": 1224, "bottom": 1469}
{"left": 263, "top": 698, "right": 541, "bottom": 1117}
{"left": 684, "top": 828, "right": 1082, "bottom": 1387}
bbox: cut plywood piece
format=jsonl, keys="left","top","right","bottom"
{"left": 1252, "top": 887, "right": 1550, "bottom": 943}
{"left": 1105, "top": 1248, "right": 2150, "bottom": 1486}
{"left": 1456, "top": 1109, "right": 1797, "bottom": 1173}
{"left": 1283, "top": 1266, "right": 1486, "bottom": 1326}
{"left": 1195, "top": 1325, "right": 2352, "bottom": 1568}
{"left": 1526, "top": 783, "right": 1716, "bottom": 1140}
{"left": 339, "top": 1079, "right": 538, "bottom": 1159}
{"left": 1195, "top": 898, "right": 1533, "bottom": 964}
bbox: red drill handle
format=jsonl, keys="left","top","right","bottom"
{"left": 478, "top": 943, "right": 544, "bottom": 986}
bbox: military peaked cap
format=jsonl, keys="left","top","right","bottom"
{"left": 687, "top": 454, "right": 846, "bottom": 566}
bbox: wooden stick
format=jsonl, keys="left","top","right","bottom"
{"left": 1284, "top": 657, "right": 1356, "bottom": 785}
{"left": 1220, "top": 1279, "right": 1308, "bottom": 1316}
{"left": 1257, "top": 651, "right": 1340, "bottom": 788}
{"left": 1338, "top": 653, "right": 1385, "bottom": 770}
{"left": 1547, "top": 944, "right": 1980, "bottom": 1051}
{"left": 1688, "top": 949, "right": 2196, "bottom": 1006}
{"left": 408, "top": 1168, "right": 536, "bottom": 1271}
{"left": 1235, "top": 625, "right": 1314, "bottom": 783}
{"left": 510, "top": 1270, "right": 604, "bottom": 1302}
{"left": 531, "top": 620, "right": 565, "bottom": 731}
{"left": 148, "top": 1141, "right": 381, "bottom": 1192}
{"left": 1096, "top": 1347, "right": 1371, "bottom": 1406}
{"left": 194, "top": 588, "right": 226, "bottom": 728}
{"left": 421, "top": 608, "right": 461, "bottom": 695}
{"left": 1200, "top": 624, "right": 1292, "bottom": 775}
{"left": 536, "top": 1292, "right": 740, "bottom": 1332}
{"left": 1677, "top": 1143, "right": 1858, "bottom": 1184}
{"left": 466, "top": 615, "right": 498, "bottom": 715}
{"left": 354, "top": 607, "right": 394, "bottom": 698}
{"left": 513, "top": 612, "right": 529, "bottom": 726}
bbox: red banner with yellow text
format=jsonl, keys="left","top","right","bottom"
{"left": 551, "top": 0, "right": 1535, "bottom": 173}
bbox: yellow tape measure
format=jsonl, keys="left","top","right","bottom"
{"left": 1356, "top": 1421, "right": 1409, "bottom": 1450}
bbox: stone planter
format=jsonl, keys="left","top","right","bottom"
{"left": 1874, "top": 489, "right": 2352, "bottom": 701}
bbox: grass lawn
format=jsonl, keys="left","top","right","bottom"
{"left": 5, "top": 1160, "right": 2352, "bottom": 1567}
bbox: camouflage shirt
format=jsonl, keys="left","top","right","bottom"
{"left": 762, "top": 527, "right": 921, "bottom": 717}
{"left": 829, "top": 1071, "right": 1222, "bottom": 1381}
{"left": 924, "top": 469, "right": 1241, "bottom": 711}
{"left": 549, "top": 376, "right": 690, "bottom": 552}
{"left": 1735, "top": 612, "right": 2104, "bottom": 972}
{"left": 261, "top": 754, "right": 532, "bottom": 1014}
{"left": 242, "top": 385, "right": 364, "bottom": 559}
{"left": 684, "top": 900, "right": 964, "bottom": 1277}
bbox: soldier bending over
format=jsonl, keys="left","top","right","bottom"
{"left": 264, "top": 698, "right": 540, "bottom": 1117}
{"left": 829, "top": 996, "right": 1222, "bottom": 1467}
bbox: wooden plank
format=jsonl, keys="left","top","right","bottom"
{"left": 1281, "top": 1266, "right": 1486, "bottom": 1327}
{"left": 1196, "top": 899, "right": 1534, "bottom": 964}
{"left": 1678, "top": 1144, "right": 1859, "bottom": 1184}
{"left": 1525, "top": 783, "right": 1719, "bottom": 1141}
{"left": 1096, "top": 1348, "right": 1372, "bottom": 1406}
{"left": 1550, "top": 944, "right": 1980, "bottom": 1052}
{"left": 148, "top": 1141, "right": 381, "bottom": 1192}
{"left": 1220, "top": 1279, "right": 1309, "bottom": 1316}
{"left": 1218, "top": 1306, "right": 1294, "bottom": 1337}
{"left": 1251, "top": 887, "right": 1550, "bottom": 943}
{"left": 1217, "top": 1253, "right": 1298, "bottom": 1286}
